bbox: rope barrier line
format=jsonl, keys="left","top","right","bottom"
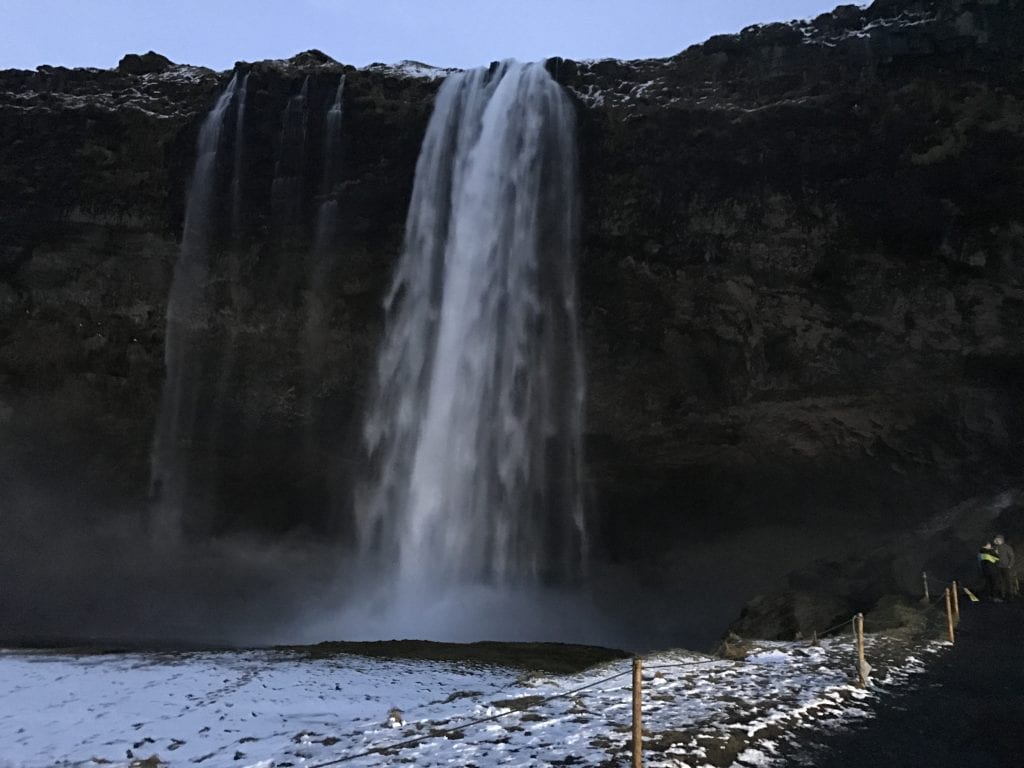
{"left": 310, "top": 651, "right": 767, "bottom": 766}
{"left": 816, "top": 617, "right": 858, "bottom": 639}
{"left": 307, "top": 667, "right": 633, "bottom": 767}
{"left": 309, "top": 578, "right": 966, "bottom": 767}
{"left": 925, "top": 573, "right": 949, "bottom": 589}
{"left": 927, "top": 571, "right": 978, "bottom": 594}
{"left": 920, "top": 590, "right": 949, "bottom": 615}
{"left": 643, "top": 659, "right": 732, "bottom": 672}
{"left": 860, "top": 590, "right": 948, "bottom": 634}
{"left": 807, "top": 576, "right": 958, "bottom": 649}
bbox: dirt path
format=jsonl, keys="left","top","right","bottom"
{"left": 786, "top": 600, "right": 1024, "bottom": 767}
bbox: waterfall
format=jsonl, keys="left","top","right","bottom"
{"left": 207, "top": 71, "right": 249, "bottom": 483}
{"left": 150, "top": 73, "right": 240, "bottom": 542}
{"left": 311, "top": 76, "right": 345, "bottom": 259}
{"left": 357, "top": 61, "right": 586, "bottom": 595}
{"left": 304, "top": 76, "right": 346, "bottom": 464}
{"left": 229, "top": 72, "right": 249, "bottom": 240}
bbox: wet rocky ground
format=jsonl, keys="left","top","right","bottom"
{"left": 786, "top": 599, "right": 1024, "bottom": 767}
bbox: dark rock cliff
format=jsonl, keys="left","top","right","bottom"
{"left": 566, "top": 0, "right": 1024, "bottom": 570}
{"left": 1, "top": 0, "right": 1022, "bottom": 611}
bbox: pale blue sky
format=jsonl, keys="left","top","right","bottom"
{"left": 1, "top": 0, "right": 845, "bottom": 71}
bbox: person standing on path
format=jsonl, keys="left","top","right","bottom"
{"left": 992, "top": 534, "right": 1016, "bottom": 601}
{"left": 978, "top": 541, "right": 1001, "bottom": 601}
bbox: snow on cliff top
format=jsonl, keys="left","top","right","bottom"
{"left": 361, "top": 60, "right": 460, "bottom": 80}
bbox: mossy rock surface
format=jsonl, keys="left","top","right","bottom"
{"left": 277, "top": 639, "right": 630, "bottom": 674}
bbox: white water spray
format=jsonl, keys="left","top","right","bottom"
{"left": 357, "top": 61, "right": 585, "bottom": 605}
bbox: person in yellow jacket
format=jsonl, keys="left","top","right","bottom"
{"left": 978, "top": 541, "right": 1000, "bottom": 601}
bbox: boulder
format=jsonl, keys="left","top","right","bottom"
{"left": 728, "top": 591, "right": 855, "bottom": 641}
{"left": 117, "top": 51, "right": 174, "bottom": 75}
{"left": 288, "top": 49, "right": 338, "bottom": 67}
{"left": 864, "top": 594, "right": 929, "bottom": 634}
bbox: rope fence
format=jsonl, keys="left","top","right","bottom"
{"left": 308, "top": 667, "right": 634, "bottom": 767}
{"left": 307, "top": 574, "right": 968, "bottom": 768}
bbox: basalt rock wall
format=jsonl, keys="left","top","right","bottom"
{"left": 566, "top": 0, "right": 1024, "bottom": 572}
{"left": 0, "top": 58, "right": 438, "bottom": 535}
{"left": 1, "top": 0, "right": 1023, "bottom": 574}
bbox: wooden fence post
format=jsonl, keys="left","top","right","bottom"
{"left": 632, "top": 656, "right": 643, "bottom": 768}
{"left": 952, "top": 580, "right": 960, "bottom": 622}
{"left": 944, "top": 587, "right": 955, "bottom": 644}
{"left": 855, "top": 613, "right": 868, "bottom": 688}
{"left": 922, "top": 571, "right": 930, "bottom": 602}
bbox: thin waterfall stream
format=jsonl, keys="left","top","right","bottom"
{"left": 149, "top": 73, "right": 241, "bottom": 543}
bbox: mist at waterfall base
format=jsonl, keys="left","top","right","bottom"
{"left": 0, "top": 468, "right": 858, "bottom": 650}
{"left": 0, "top": 471, "right": 860, "bottom": 650}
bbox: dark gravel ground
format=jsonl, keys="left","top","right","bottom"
{"left": 786, "top": 599, "right": 1024, "bottom": 768}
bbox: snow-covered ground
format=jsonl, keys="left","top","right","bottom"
{"left": 0, "top": 635, "right": 945, "bottom": 768}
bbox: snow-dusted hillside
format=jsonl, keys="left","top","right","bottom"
{"left": 0, "top": 635, "right": 945, "bottom": 768}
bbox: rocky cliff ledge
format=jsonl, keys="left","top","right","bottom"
{"left": 1, "top": 0, "right": 1022, "bottom": 599}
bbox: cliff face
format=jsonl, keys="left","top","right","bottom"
{"left": 1, "top": 0, "right": 1022, "bottom": 575}
{"left": 566, "top": 0, "right": 1024, "bottom": 567}
{"left": 0, "top": 56, "right": 439, "bottom": 535}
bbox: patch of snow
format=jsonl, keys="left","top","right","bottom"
{"left": 361, "top": 60, "right": 459, "bottom": 80}
{"left": 568, "top": 83, "right": 606, "bottom": 108}
{"left": 0, "top": 635, "right": 944, "bottom": 767}
{"left": 735, "top": 747, "right": 774, "bottom": 765}
{"left": 802, "top": 9, "right": 937, "bottom": 47}
{"left": 629, "top": 80, "right": 659, "bottom": 99}
{"left": 747, "top": 650, "right": 795, "bottom": 665}
{"left": 141, "top": 65, "right": 215, "bottom": 84}
{"left": 573, "top": 57, "right": 627, "bottom": 67}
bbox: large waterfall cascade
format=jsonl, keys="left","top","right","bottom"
{"left": 356, "top": 60, "right": 586, "bottom": 596}
{"left": 150, "top": 61, "right": 586, "bottom": 619}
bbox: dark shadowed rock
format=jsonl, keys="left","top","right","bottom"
{"left": 288, "top": 49, "right": 338, "bottom": 67}
{"left": 863, "top": 594, "right": 929, "bottom": 633}
{"left": 729, "top": 591, "right": 855, "bottom": 641}
{"left": 117, "top": 51, "right": 174, "bottom": 75}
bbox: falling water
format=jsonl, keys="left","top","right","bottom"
{"left": 311, "top": 76, "right": 345, "bottom": 258}
{"left": 357, "top": 61, "right": 586, "bottom": 598}
{"left": 271, "top": 76, "right": 310, "bottom": 234}
{"left": 304, "top": 76, "right": 346, "bottom": 460}
{"left": 150, "top": 73, "right": 240, "bottom": 542}
{"left": 207, "top": 71, "right": 249, "bottom": 482}
{"left": 229, "top": 72, "right": 249, "bottom": 239}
